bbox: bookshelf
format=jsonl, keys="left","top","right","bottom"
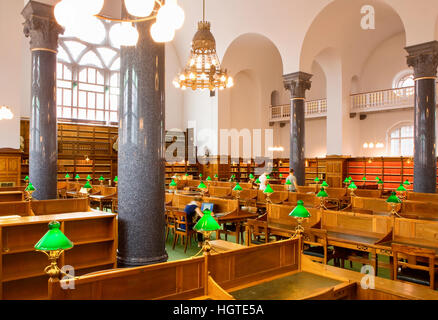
{"left": 304, "top": 158, "right": 327, "bottom": 185}
{"left": 0, "top": 212, "right": 117, "bottom": 300}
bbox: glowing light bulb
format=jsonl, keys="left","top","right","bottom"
{"left": 71, "top": 15, "right": 106, "bottom": 44}
{"left": 156, "top": 0, "right": 185, "bottom": 30}
{"left": 179, "top": 74, "right": 186, "bottom": 81}
{"left": 110, "top": 22, "right": 139, "bottom": 47}
{"left": 220, "top": 75, "right": 226, "bottom": 82}
{"left": 227, "top": 77, "right": 234, "bottom": 88}
{"left": 150, "top": 21, "right": 175, "bottom": 43}
{"left": 363, "top": 143, "right": 368, "bottom": 149}
{"left": 124, "top": 0, "right": 155, "bottom": 17}
{"left": 189, "top": 73, "right": 196, "bottom": 80}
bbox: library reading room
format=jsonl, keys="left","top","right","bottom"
{"left": 2, "top": 0, "right": 438, "bottom": 307}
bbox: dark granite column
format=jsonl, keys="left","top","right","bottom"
{"left": 283, "top": 72, "right": 312, "bottom": 186}
{"left": 117, "top": 19, "right": 167, "bottom": 266}
{"left": 22, "top": 2, "right": 63, "bottom": 200}
{"left": 406, "top": 41, "right": 438, "bottom": 193}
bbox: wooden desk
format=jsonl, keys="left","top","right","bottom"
{"left": 215, "top": 210, "right": 258, "bottom": 244}
{"left": 210, "top": 240, "right": 246, "bottom": 253}
{"left": 0, "top": 191, "right": 23, "bottom": 202}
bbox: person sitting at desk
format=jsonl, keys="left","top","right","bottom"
{"left": 184, "top": 197, "right": 209, "bottom": 247}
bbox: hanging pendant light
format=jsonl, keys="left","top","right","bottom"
{"left": 54, "top": 0, "right": 184, "bottom": 46}
{"left": 174, "top": 0, "right": 233, "bottom": 92}
{"left": 0, "top": 106, "right": 14, "bottom": 120}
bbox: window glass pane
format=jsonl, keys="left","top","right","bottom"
{"left": 63, "top": 89, "right": 72, "bottom": 106}
{"left": 79, "top": 83, "right": 104, "bottom": 93}
{"left": 57, "top": 80, "right": 71, "bottom": 89}
{"left": 88, "top": 92, "right": 96, "bottom": 108}
{"left": 96, "top": 110, "right": 104, "bottom": 121}
{"left": 110, "top": 58, "right": 120, "bottom": 71}
{"left": 64, "top": 41, "right": 87, "bottom": 61}
{"left": 88, "top": 110, "right": 95, "bottom": 120}
{"left": 96, "top": 71, "right": 104, "bottom": 85}
{"left": 88, "top": 68, "right": 96, "bottom": 84}
{"left": 57, "top": 47, "right": 71, "bottom": 63}
{"left": 96, "top": 94, "right": 104, "bottom": 109}
{"left": 391, "top": 129, "right": 399, "bottom": 138}
{"left": 79, "top": 69, "right": 87, "bottom": 82}
{"left": 79, "top": 91, "right": 87, "bottom": 107}
{"left": 78, "top": 109, "right": 87, "bottom": 119}
{"left": 97, "top": 48, "right": 117, "bottom": 68}
{"left": 72, "top": 108, "right": 77, "bottom": 119}
{"left": 110, "top": 112, "right": 118, "bottom": 122}
{"left": 401, "top": 138, "right": 414, "bottom": 156}
{"left": 80, "top": 51, "right": 103, "bottom": 69}
{"left": 57, "top": 107, "right": 62, "bottom": 116}
{"left": 57, "top": 90, "right": 63, "bottom": 106}
{"left": 63, "top": 107, "right": 71, "bottom": 118}
{"left": 57, "top": 63, "right": 63, "bottom": 77}
{"left": 400, "top": 125, "right": 413, "bottom": 138}
{"left": 391, "top": 139, "right": 400, "bottom": 156}
{"left": 63, "top": 66, "right": 72, "bottom": 81}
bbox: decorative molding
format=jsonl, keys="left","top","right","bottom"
{"left": 405, "top": 41, "right": 438, "bottom": 79}
{"left": 283, "top": 71, "right": 312, "bottom": 99}
{"left": 22, "top": 1, "right": 64, "bottom": 52}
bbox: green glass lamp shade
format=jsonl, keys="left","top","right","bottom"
{"left": 255, "top": 178, "right": 261, "bottom": 184}
{"left": 348, "top": 182, "right": 358, "bottom": 190}
{"left": 86, "top": 175, "right": 92, "bottom": 181}
{"left": 321, "top": 181, "right": 329, "bottom": 187}
{"left": 279, "top": 174, "right": 283, "bottom": 178}
{"left": 377, "top": 179, "right": 384, "bottom": 185}
{"left": 362, "top": 176, "right": 367, "bottom": 181}
{"left": 233, "top": 183, "right": 243, "bottom": 191}
{"left": 214, "top": 174, "right": 218, "bottom": 178}
{"left": 185, "top": 173, "right": 189, "bottom": 177}
{"left": 206, "top": 176, "right": 212, "bottom": 181}
{"left": 25, "top": 183, "right": 36, "bottom": 192}
{"left": 249, "top": 174, "right": 255, "bottom": 179}
{"left": 314, "top": 177, "right": 320, "bottom": 183}
{"left": 317, "top": 188, "right": 329, "bottom": 198}
{"left": 65, "top": 173, "right": 70, "bottom": 179}
{"left": 285, "top": 179, "right": 292, "bottom": 185}
{"left": 199, "top": 174, "right": 203, "bottom": 178}
{"left": 375, "top": 177, "right": 380, "bottom": 181}
{"left": 266, "top": 175, "right": 271, "bottom": 180}
{"left": 387, "top": 192, "right": 402, "bottom": 204}
{"left": 396, "top": 184, "right": 407, "bottom": 192}
{"left": 194, "top": 210, "right": 220, "bottom": 232}
{"left": 403, "top": 179, "right": 411, "bottom": 186}
{"left": 114, "top": 176, "right": 118, "bottom": 183}
{"left": 24, "top": 176, "right": 29, "bottom": 181}
{"left": 343, "top": 178, "right": 350, "bottom": 184}
{"left": 198, "top": 181, "right": 207, "bottom": 190}
{"left": 83, "top": 181, "right": 92, "bottom": 189}
{"left": 169, "top": 179, "right": 177, "bottom": 187}
{"left": 348, "top": 176, "right": 353, "bottom": 181}
{"left": 231, "top": 174, "right": 236, "bottom": 179}
{"left": 75, "top": 174, "right": 80, "bottom": 179}
{"left": 264, "top": 184, "right": 274, "bottom": 195}
{"left": 289, "top": 200, "right": 311, "bottom": 218}
{"left": 99, "top": 176, "right": 105, "bottom": 181}
{"left": 34, "top": 221, "right": 74, "bottom": 251}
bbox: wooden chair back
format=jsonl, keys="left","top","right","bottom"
{"left": 256, "top": 190, "right": 288, "bottom": 204}
{"left": 172, "top": 211, "right": 195, "bottom": 234}
{"left": 0, "top": 201, "right": 31, "bottom": 217}
{"left": 171, "top": 194, "right": 196, "bottom": 209}
{"left": 245, "top": 219, "right": 270, "bottom": 245}
{"left": 392, "top": 243, "right": 436, "bottom": 289}
{"left": 354, "top": 189, "right": 382, "bottom": 198}
{"left": 31, "top": 198, "right": 90, "bottom": 215}
{"left": 165, "top": 193, "right": 174, "bottom": 205}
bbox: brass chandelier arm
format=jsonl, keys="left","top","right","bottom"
{"left": 94, "top": 0, "right": 163, "bottom": 23}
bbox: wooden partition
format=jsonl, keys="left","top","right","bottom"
{"left": 351, "top": 197, "right": 392, "bottom": 214}
{"left": 325, "top": 188, "right": 347, "bottom": 199}
{"left": 31, "top": 199, "right": 90, "bottom": 216}
{"left": 0, "top": 191, "right": 24, "bottom": 202}
{"left": 91, "top": 186, "right": 117, "bottom": 196}
{"left": 171, "top": 194, "right": 196, "bottom": 209}
{"left": 202, "top": 197, "right": 239, "bottom": 214}
{"left": 267, "top": 204, "right": 321, "bottom": 229}
{"left": 206, "top": 239, "right": 300, "bottom": 290}
{"left": 271, "top": 184, "right": 287, "bottom": 192}
{"left": 355, "top": 189, "right": 382, "bottom": 198}
{"left": 257, "top": 190, "right": 289, "bottom": 205}
{"left": 401, "top": 201, "right": 438, "bottom": 219}
{"left": 287, "top": 193, "right": 317, "bottom": 207}
{"left": 208, "top": 186, "right": 232, "bottom": 198}
{"left": 321, "top": 210, "right": 392, "bottom": 238}
{"left": 407, "top": 192, "right": 438, "bottom": 203}
{"left": 49, "top": 257, "right": 205, "bottom": 300}
{"left": 297, "top": 186, "right": 318, "bottom": 193}
{"left": 393, "top": 218, "right": 438, "bottom": 249}
{"left": 0, "top": 201, "right": 31, "bottom": 217}
{"left": 0, "top": 186, "right": 26, "bottom": 192}
{"left": 0, "top": 212, "right": 117, "bottom": 299}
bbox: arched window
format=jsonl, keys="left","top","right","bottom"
{"left": 57, "top": 20, "right": 120, "bottom": 124}
{"left": 392, "top": 70, "right": 414, "bottom": 96}
{"left": 388, "top": 123, "right": 414, "bottom": 156}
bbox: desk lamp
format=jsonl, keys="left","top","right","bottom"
{"left": 403, "top": 179, "right": 411, "bottom": 187}
{"left": 314, "top": 177, "right": 320, "bottom": 184}
{"left": 233, "top": 182, "right": 243, "bottom": 200}
{"left": 343, "top": 177, "right": 350, "bottom": 187}
{"left": 193, "top": 209, "right": 221, "bottom": 255}
{"left": 362, "top": 176, "right": 367, "bottom": 186}
{"left": 198, "top": 180, "right": 208, "bottom": 197}
{"left": 169, "top": 179, "right": 178, "bottom": 191}
{"left": 65, "top": 173, "right": 70, "bottom": 184}
{"left": 316, "top": 187, "right": 328, "bottom": 210}
{"left": 214, "top": 174, "right": 219, "bottom": 181}
{"left": 396, "top": 184, "right": 407, "bottom": 200}
{"left": 86, "top": 175, "right": 92, "bottom": 182}
{"left": 289, "top": 200, "right": 310, "bottom": 238}
{"left": 35, "top": 221, "right": 73, "bottom": 281}
{"left": 75, "top": 174, "right": 80, "bottom": 184}
{"left": 206, "top": 176, "right": 212, "bottom": 188}
{"left": 264, "top": 184, "right": 274, "bottom": 203}
{"left": 24, "top": 175, "right": 29, "bottom": 187}
{"left": 25, "top": 182, "right": 36, "bottom": 201}
{"left": 377, "top": 178, "right": 384, "bottom": 190}
{"left": 199, "top": 173, "right": 203, "bottom": 181}
{"left": 285, "top": 179, "right": 292, "bottom": 191}
{"left": 82, "top": 181, "right": 93, "bottom": 198}
{"left": 99, "top": 176, "right": 105, "bottom": 186}
{"left": 114, "top": 176, "right": 118, "bottom": 188}
{"left": 347, "top": 181, "right": 357, "bottom": 197}
{"left": 321, "top": 181, "right": 329, "bottom": 190}
{"left": 387, "top": 192, "right": 402, "bottom": 218}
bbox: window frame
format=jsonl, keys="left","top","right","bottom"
{"left": 387, "top": 122, "right": 414, "bottom": 157}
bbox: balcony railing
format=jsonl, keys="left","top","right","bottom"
{"left": 269, "top": 99, "right": 327, "bottom": 122}
{"left": 269, "top": 83, "right": 438, "bottom": 122}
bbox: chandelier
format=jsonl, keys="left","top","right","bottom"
{"left": 54, "top": 0, "right": 184, "bottom": 46}
{"left": 0, "top": 106, "right": 13, "bottom": 120}
{"left": 173, "top": 0, "right": 233, "bottom": 91}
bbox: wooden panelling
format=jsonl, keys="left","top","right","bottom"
{"left": 0, "top": 149, "right": 21, "bottom": 187}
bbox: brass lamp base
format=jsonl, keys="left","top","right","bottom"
{"left": 192, "top": 231, "right": 219, "bottom": 257}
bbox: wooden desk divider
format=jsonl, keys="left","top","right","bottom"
{"left": 407, "top": 192, "right": 438, "bottom": 204}
{"left": 325, "top": 188, "right": 347, "bottom": 199}
{"left": 351, "top": 197, "right": 393, "bottom": 214}
{"left": 393, "top": 217, "right": 438, "bottom": 250}
{"left": 257, "top": 190, "right": 289, "bottom": 205}
{"left": 354, "top": 189, "right": 382, "bottom": 198}
{"left": 31, "top": 199, "right": 91, "bottom": 216}
{"left": 0, "top": 187, "right": 26, "bottom": 192}
{"left": 401, "top": 201, "right": 438, "bottom": 220}
{"left": 287, "top": 193, "right": 318, "bottom": 207}
{"left": 208, "top": 186, "right": 232, "bottom": 198}
{"left": 0, "top": 191, "right": 24, "bottom": 202}
{"left": 0, "top": 201, "right": 32, "bottom": 217}
{"left": 0, "top": 211, "right": 117, "bottom": 299}
{"left": 267, "top": 204, "right": 321, "bottom": 229}
{"left": 297, "top": 186, "right": 318, "bottom": 194}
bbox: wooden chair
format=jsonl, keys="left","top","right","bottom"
{"left": 172, "top": 211, "right": 197, "bottom": 253}
{"left": 302, "top": 228, "right": 337, "bottom": 265}
{"left": 165, "top": 209, "right": 176, "bottom": 242}
{"left": 392, "top": 243, "right": 437, "bottom": 290}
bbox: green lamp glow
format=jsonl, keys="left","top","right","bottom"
{"left": 169, "top": 179, "right": 177, "bottom": 187}
{"left": 214, "top": 174, "right": 218, "bottom": 178}
{"left": 403, "top": 179, "right": 411, "bottom": 186}
{"left": 279, "top": 174, "right": 283, "bottom": 178}
{"left": 343, "top": 177, "right": 350, "bottom": 184}
{"left": 377, "top": 179, "right": 384, "bottom": 185}
{"left": 198, "top": 181, "right": 207, "bottom": 190}
{"left": 266, "top": 175, "right": 271, "bottom": 180}
{"left": 99, "top": 176, "right": 105, "bottom": 181}
{"left": 65, "top": 173, "right": 70, "bottom": 179}
{"left": 396, "top": 184, "right": 407, "bottom": 192}
{"left": 114, "top": 176, "right": 118, "bottom": 183}
{"left": 317, "top": 188, "right": 329, "bottom": 198}
{"left": 249, "top": 173, "right": 255, "bottom": 180}
{"left": 34, "top": 221, "right": 74, "bottom": 280}
{"left": 25, "top": 183, "right": 35, "bottom": 192}
{"left": 199, "top": 173, "right": 203, "bottom": 179}
{"left": 321, "top": 181, "right": 329, "bottom": 188}
{"left": 83, "top": 181, "right": 92, "bottom": 189}
{"left": 185, "top": 173, "right": 189, "bottom": 177}
{"left": 194, "top": 209, "right": 221, "bottom": 232}
{"left": 233, "top": 183, "right": 243, "bottom": 191}
{"left": 289, "top": 200, "right": 311, "bottom": 218}
{"left": 264, "top": 184, "right": 274, "bottom": 195}
{"left": 75, "top": 174, "right": 80, "bottom": 180}
{"left": 348, "top": 176, "right": 353, "bottom": 181}
{"left": 375, "top": 177, "right": 380, "bottom": 181}
{"left": 206, "top": 176, "right": 212, "bottom": 181}
{"left": 362, "top": 176, "right": 367, "bottom": 181}
{"left": 24, "top": 176, "right": 29, "bottom": 181}
{"left": 86, "top": 175, "right": 92, "bottom": 181}
{"left": 35, "top": 221, "right": 74, "bottom": 252}
{"left": 285, "top": 179, "right": 292, "bottom": 185}
{"left": 348, "top": 181, "right": 358, "bottom": 190}
{"left": 314, "top": 177, "right": 320, "bottom": 183}
{"left": 387, "top": 191, "right": 402, "bottom": 204}
{"left": 255, "top": 178, "right": 261, "bottom": 184}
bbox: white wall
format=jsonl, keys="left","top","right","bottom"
{"left": 165, "top": 42, "right": 184, "bottom": 130}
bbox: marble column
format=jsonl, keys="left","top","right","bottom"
{"left": 283, "top": 72, "right": 312, "bottom": 186}
{"left": 22, "top": 2, "right": 63, "bottom": 200}
{"left": 406, "top": 41, "right": 438, "bottom": 193}
{"left": 117, "top": 19, "right": 168, "bottom": 267}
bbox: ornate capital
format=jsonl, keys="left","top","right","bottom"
{"left": 405, "top": 41, "right": 438, "bottom": 79}
{"left": 22, "top": 1, "right": 64, "bottom": 52}
{"left": 283, "top": 72, "right": 312, "bottom": 99}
